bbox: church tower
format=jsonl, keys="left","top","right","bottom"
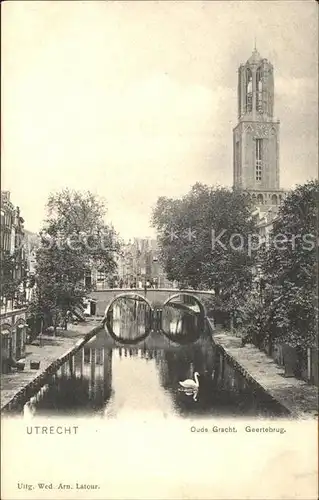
{"left": 233, "top": 48, "right": 286, "bottom": 209}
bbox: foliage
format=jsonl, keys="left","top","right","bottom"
{"left": 0, "top": 250, "right": 27, "bottom": 308}
{"left": 236, "top": 291, "right": 270, "bottom": 347}
{"left": 30, "top": 189, "right": 121, "bottom": 331}
{"left": 151, "top": 183, "right": 257, "bottom": 311}
{"left": 261, "top": 180, "right": 318, "bottom": 349}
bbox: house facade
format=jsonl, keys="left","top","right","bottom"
{"left": 1, "top": 191, "right": 29, "bottom": 372}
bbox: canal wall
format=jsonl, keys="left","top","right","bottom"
{"left": 207, "top": 318, "right": 318, "bottom": 418}
{"left": 3, "top": 314, "right": 317, "bottom": 418}
{"left": 1, "top": 320, "right": 104, "bottom": 412}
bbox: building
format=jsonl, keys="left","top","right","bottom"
{"left": 24, "top": 230, "right": 40, "bottom": 303}
{"left": 232, "top": 48, "right": 289, "bottom": 301}
{"left": 233, "top": 47, "right": 287, "bottom": 212}
{"left": 147, "top": 239, "right": 168, "bottom": 288}
{"left": 24, "top": 230, "right": 39, "bottom": 275}
{"left": 93, "top": 237, "right": 172, "bottom": 290}
{"left": 1, "top": 191, "right": 27, "bottom": 310}
{"left": 253, "top": 205, "right": 279, "bottom": 244}
{"left": 1, "top": 191, "right": 28, "bottom": 373}
{"left": 250, "top": 205, "right": 279, "bottom": 288}
{"left": 1, "top": 191, "right": 15, "bottom": 255}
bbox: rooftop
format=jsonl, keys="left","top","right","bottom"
{"left": 247, "top": 48, "right": 262, "bottom": 64}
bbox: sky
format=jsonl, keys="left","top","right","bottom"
{"left": 2, "top": 1, "right": 318, "bottom": 240}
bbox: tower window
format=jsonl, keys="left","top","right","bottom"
{"left": 235, "top": 141, "right": 240, "bottom": 184}
{"left": 255, "top": 138, "right": 263, "bottom": 181}
{"left": 256, "top": 68, "right": 263, "bottom": 112}
{"left": 246, "top": 68, "right": 252, "bottom": 113}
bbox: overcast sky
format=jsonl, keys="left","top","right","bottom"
{"left": 2, "top": 1, "right": 318, "bottom": 240}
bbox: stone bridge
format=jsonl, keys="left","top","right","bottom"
{"left": 89, "top": 288, "right": 215, "bottom": 317}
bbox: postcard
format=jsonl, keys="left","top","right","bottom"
{"left": 1, "top": 1, "right": 318, "bottom": 499}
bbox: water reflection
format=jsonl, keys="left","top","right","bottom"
{"left": 24, "top": 348, "right": 113, "bottom": 416}
{"left": 21, "top": 328, "right": 283, "bottom": 418}
{"left": 161, "top": 294, "right": 204, "bottom": 344}
{"left": 106, "top": 295, "right": 152, "bottom": 343}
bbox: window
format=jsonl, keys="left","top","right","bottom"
{"left": 246, "top": 68, "right": 252, "bottom": 112}
{"left": 235, "top": 141, "right": 240, "bottom": 183}
{"left": 97, "top": 271, "right": 105, "bottom": 282}
{"left": 85, "top": 270, "right": 92, "bottom": 287}
{"left": 238, "top": 73, "right": 242, "bottom": 117}
{"left": 256, "top": 68, "right": 263, "bottom": 112}
{"left": 255, "top": 139, "right": 263, "bottom": 181}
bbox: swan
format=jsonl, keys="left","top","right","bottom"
{"left": 179, "top": 372, "right": 200, "bottom": 390}
{"left": 183, "top": 389, "right": 198, "bottom": 401}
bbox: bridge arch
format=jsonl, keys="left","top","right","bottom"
{"left": 103, "top": 292, "right": 154, "bottom": 344}
{"left": 104, "top": 291, "right": 154, "bottom": 319}
{"left": 162, "top": 292, "right": 207, "bottom": 317}
{"left": 161, "top": 292, "right": 206, "bottom": 344}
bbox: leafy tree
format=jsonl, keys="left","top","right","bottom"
{"left": 30, "top": 189, "right": 121, "bottom": 333}
{"left": 0, "top": 250, "right": 27, "bottom": 309}
{"left": 152, "top": 183, "right": 257, "bottom": 313}
{"left": 236, "top": 291, "right": 270, "bottom": 348}
{"left": 261, "top": 180, "right": 318, "bottom": 349}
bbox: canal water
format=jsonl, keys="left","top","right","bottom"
{"left": 21, "top": 295, "right": 283, "bottom": 419}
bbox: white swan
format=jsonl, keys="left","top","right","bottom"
{"left": 184, "top": 389, "right": 199, "bottom": 401}
{"left": 179, "top": 372, "right": 200, "bottom": 390}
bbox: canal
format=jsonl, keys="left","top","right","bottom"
{"left": 20, "top": 294, "right": 284, "bottom": 418}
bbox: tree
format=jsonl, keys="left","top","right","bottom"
{"left": 261, "top": 180, "right": 318, "bottom": 350}
{"left": 152, "top": 183, "right": 257, "bottom": 314}
{"left": 30, "top": 189, "right": 121, "bottom": 333}
{"left": 0, "top": 250, "right": 27, "bottom": 310}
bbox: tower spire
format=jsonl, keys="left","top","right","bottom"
{"left": 254, "top": 37, "right": 257, "bottom": 51}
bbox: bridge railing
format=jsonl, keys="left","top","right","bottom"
{"left": 91, "top": 287, "right": 216, "bottom": 295}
